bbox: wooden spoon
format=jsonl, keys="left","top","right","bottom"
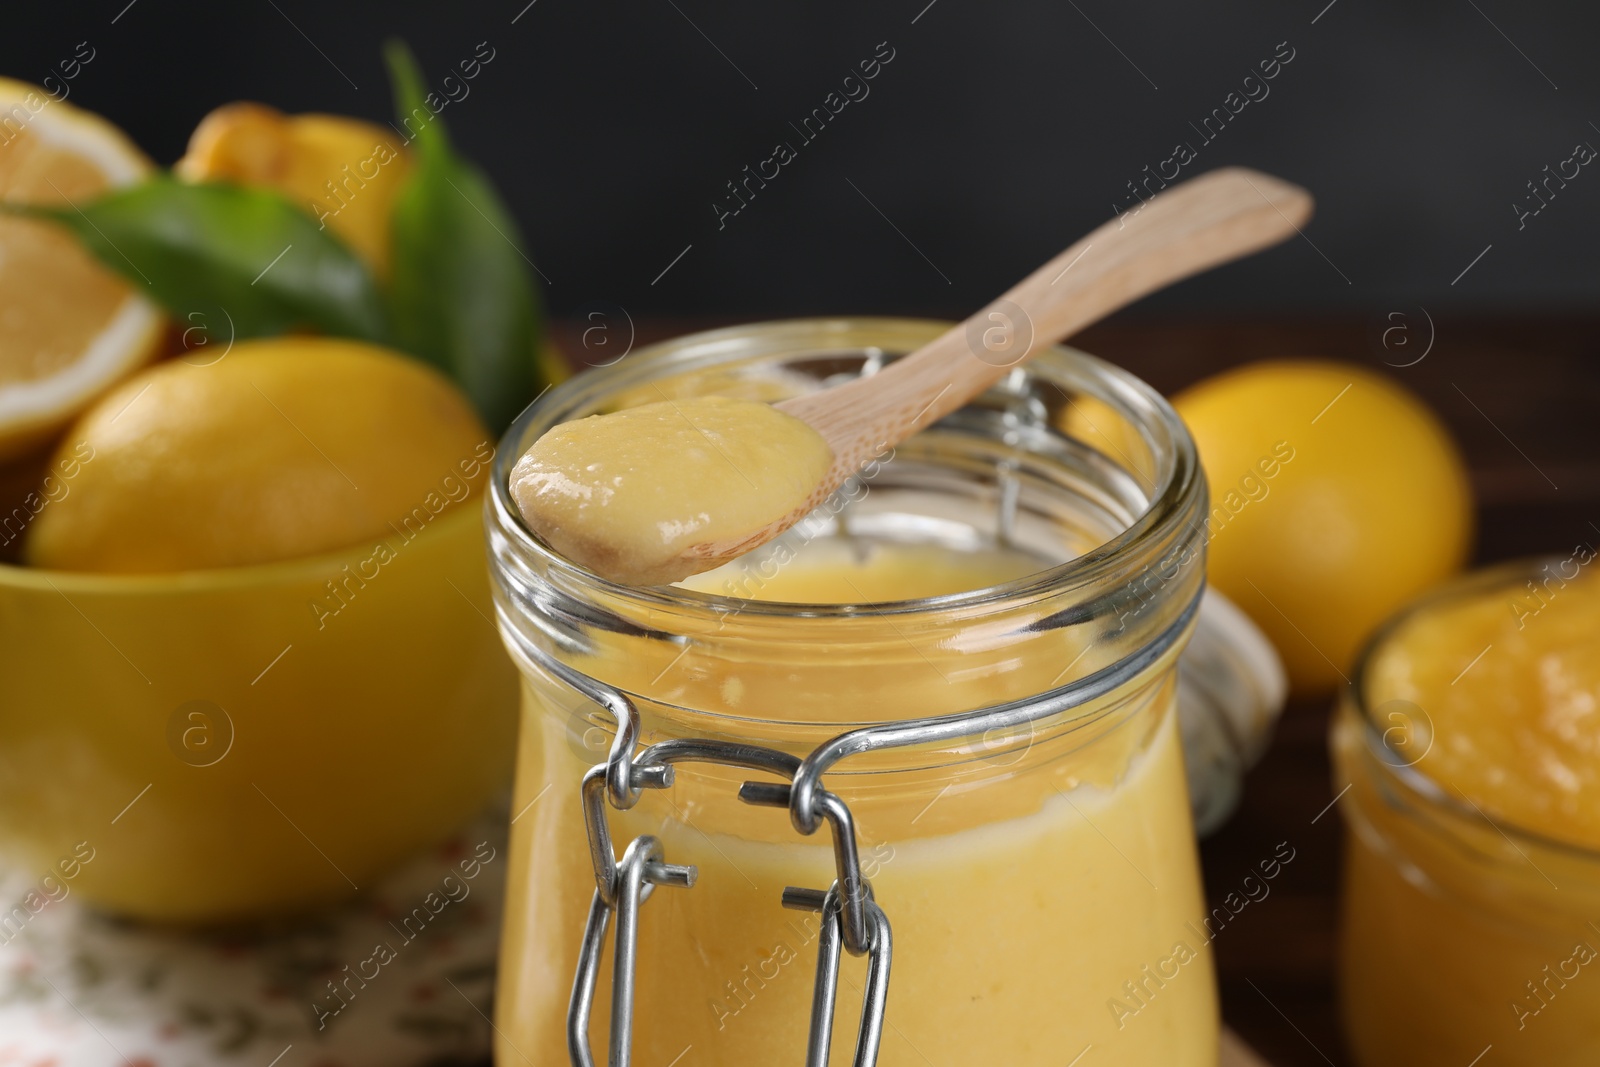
{"left": 672, "top": 167, "right": 1313, "bottom": 576}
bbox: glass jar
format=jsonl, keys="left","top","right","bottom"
{"left": 487, "top": 318, "right": 1226, "bottom": 1065}
{"left": 1334, "top": 560, "right": 1600, "bottom": 1066}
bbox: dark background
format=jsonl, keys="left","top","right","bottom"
{"left": 4, "top": 0, "right": 1598, "bottom": 320}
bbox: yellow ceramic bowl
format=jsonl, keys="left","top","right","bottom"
{"left": 0, "top": 503, "right": 516, "bottom": 924}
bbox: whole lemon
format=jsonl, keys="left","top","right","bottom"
{"left": 1173, "top": 360, "right": 1472, "bottom": 695}
{"left": 26, "top": 338, "right": 491, "bottom": 573}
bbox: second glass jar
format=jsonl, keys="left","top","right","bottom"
{"left": 1335, "top": 561, "right": 1600, "bottom": 1066}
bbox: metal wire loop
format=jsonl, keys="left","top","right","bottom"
{"left": 783, "top": 883, "right": 893, "bottom": 1067}
{"left": 538, "top": 651, "right": 669, "bottom": 809}
{"left": 568, "top": 835, "right": 694, "bottom": 1067}
{"left": 741, "top": 781, "right": 873, "bottom": 956}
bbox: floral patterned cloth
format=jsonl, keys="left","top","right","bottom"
{"left": 0, "top": 809, "right": 507, "bottom": 1067}
{"left": 0, "top": 803, "right": 1275, "bottom": 1066}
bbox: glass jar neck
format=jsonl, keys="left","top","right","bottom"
{"left": 488, "top": 318, "right": 1206, "bottom": 759}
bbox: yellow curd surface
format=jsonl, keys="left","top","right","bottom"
{"left": 496, "top": 538, "right": 1218, "bottom": 1065}
{"left": 508, "top": 396, "right": 833, "bottom": 586}
{"left": 1336, "top": 566, "right": 1600, "bottom": 1066}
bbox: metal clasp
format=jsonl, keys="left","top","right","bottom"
{"left": 740, "top": 781, "right": 874, "bottom": 957}
{"left": 784, "top": 884, "right": 893, "bottom": 1067}
{"left": 564, "top": 720, "right": 892, "bottom": 1066}
{"left": 568, "top": 835, "right": 694, "bottom": 1067}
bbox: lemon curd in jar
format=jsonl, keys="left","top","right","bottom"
{"left": 489, "top": 320, "right": 1220, "bottom": 1066}
{"left": 1335, "top": 562, "right": 1600, "bottom": 1066}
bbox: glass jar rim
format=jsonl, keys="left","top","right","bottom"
{"left": 488, "top": 316, "right": 1203, "bottom": 620}
{"left": 1349, "top": 555, "right": 1600, "bottom": 864}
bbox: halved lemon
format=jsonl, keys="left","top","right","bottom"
{"left": 0, "top": 78, "right": 165, "bottom": 460}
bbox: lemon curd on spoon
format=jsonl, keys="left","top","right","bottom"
{"left": 509, "top": 396, "right": 832, "bottom": 586}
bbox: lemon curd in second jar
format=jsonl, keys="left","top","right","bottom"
{"left": 497, "top": 535, "right": 1218, "bottom": 1066}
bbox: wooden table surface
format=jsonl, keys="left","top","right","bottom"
{"left": 551, "top": 313, "right": 1600, "bottom": 1067}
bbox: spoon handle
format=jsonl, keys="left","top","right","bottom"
{"left": 778, "top": 167, "right": 1313, "bottom": 473}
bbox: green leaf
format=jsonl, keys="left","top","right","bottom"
{"left": 384, "top": 39, "right": 545, "bottom": 435}
{"left": 5, "top": 178, "right": 386, "bottom": 342}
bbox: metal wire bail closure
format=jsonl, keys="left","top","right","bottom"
{"left": 558, "top": 665, "right": 893, "bottom": 1066}
{"left": 568, "top": 834, "right": 695, "bottom": 1067}
{"left": 783, "top": 884, "right": 894, "bottom": 1067}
